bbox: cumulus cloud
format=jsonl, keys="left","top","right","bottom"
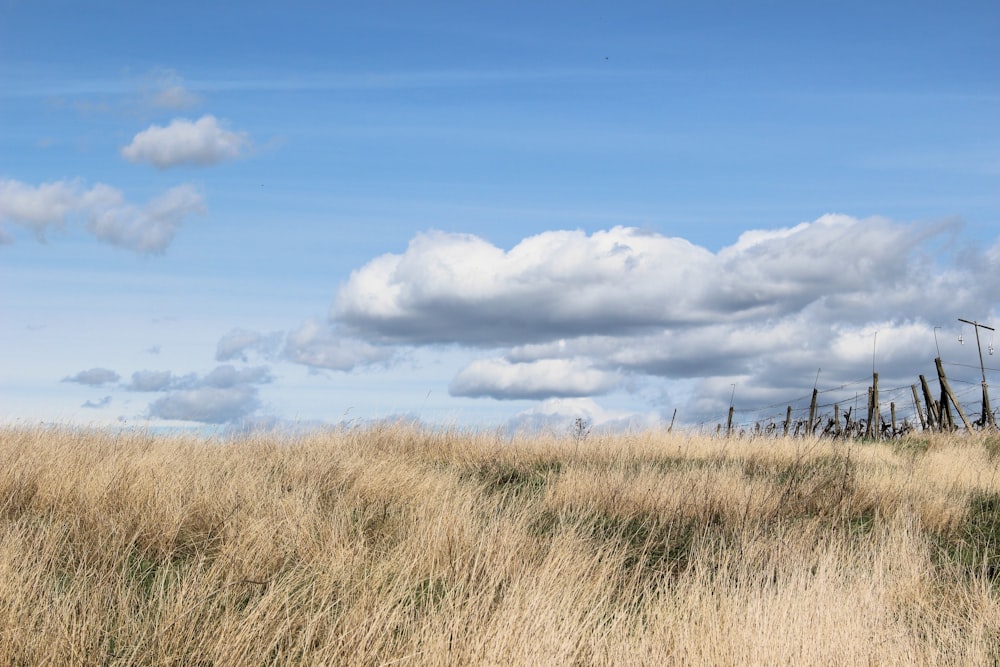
{"left": 334, "top": 216, "right": 942, "bottom": 345}
{"left": 0, "top": 178, "right": 204, "bottom": 253}
{"left": 143, "top": 364, "right": 271, "bottom": 424}
{"left": 283, "top": 319, "right": 394, "bottom": 371}
{"left": 450, "top": 357, "right": 620, "bottom": 399}
{"left": 84, "top": 183, "right": 205, "bottom": 252}
{"left": 0, "top": 179, "right": 82, "bottom": 236}
{"left": 149, "top": 386, "right": 259, "bottom": 424}
{"left": 125, "top": 370, "right": 175, "bottom": 392}
{"left": 325, "top": 216, "right": 997, "bottom": 416}
{"left": 63, "top": 368, "right": 120, "bottom": 386}
{"left": 335, "top": 227, "right": 712, "bottom": 344}
{"left": 121, "top": 115, "right": 250, "bottom": 168}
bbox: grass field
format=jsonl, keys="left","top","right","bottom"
{"left": 0, "top": 424, "right": 998, "bottom": 665}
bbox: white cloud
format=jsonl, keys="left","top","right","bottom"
{"left": 324, "top": 216, "right": 997, "bottom": 421}
{"left": 126, "top": 370, "right": 175, "bottom": 392}
{"left": 0, "top": 178, "right": 83, "bottom": 235}
{"left": 450, "top": 357, "right": 620, "bottom": 399}
{"left": 144, "top": 364, "right": 271, "bottom": 424}
{"left": 0, "top": 178, "right": 204, "bottom": 253}
{"left": 85, "top": 183, "right": 205, "bottom": 253}
{"left": 334, "top": 217, "right": 941, "bottom": 346}
{"left": 121, "top": 115, "right": 250, "bottom": 168}
{"left": 62, "top": 368, "right": 120, "bottom": 386}
{"left": 283, "top": 319, "right": 394, "bottom": 371}
{"left": 149, "top": 386, "right": 259, "bottom": 424}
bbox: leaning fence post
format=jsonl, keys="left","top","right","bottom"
{"left": 920, "top": 374, "right": 939, "bottom": 430}
{"left": 783, "top": 406, "right": 792, "bottom": 437}
{"left": 936, "top": 357, "right": 973, "bottom": 430}
{"left": 911, "top": 384, "right": 927, "bottom": 430}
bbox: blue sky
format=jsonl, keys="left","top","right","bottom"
{"left": 2, "top": 0, "right": 998, "bottom": 432}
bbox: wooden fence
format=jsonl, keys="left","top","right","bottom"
{"left": 718, "top": 357, "right": 996, "bottom": 439}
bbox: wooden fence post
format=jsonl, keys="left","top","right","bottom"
{"left": 911, "top": 384, "right": 927, "bottom": 430}
{"left": 865, "top": 386, "right": 874, "bottom": 438}
{"left": 936, "top": 357, "right": 972, "bottom": 430}
{"left": 833, "top": 404, "right": 841, "bottom": 437}
{"left": 808, "top": 388, "right": 818, "bottom": 436}
{"left": 872, "top": 373, "right": 880, "bottom": 440}
{"left": 783, "top": 406, "right": 792, "bottom": 437}
{"left": 920, "top": 374, "right": 939, "bottom": 430}
{"left": 983, "top": 383, "right": 996, "bottom": 429}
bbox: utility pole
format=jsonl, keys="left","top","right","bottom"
{"left": 958, "top": 318, "right": 996, "bottom": 428}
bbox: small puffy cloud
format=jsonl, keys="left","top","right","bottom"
{"left": 450, "top": 357, "right": 620, "bottom": 400}
{"left": 216, "top": 328, "right": 282, "bottom": 362}
{"left": 149, "top": 386, "right": 259, "bottom": 424}
{"left": 143, "top": 364, "right": 271, "bottom": 424}
{"left": 126, "top": 370, "right": 175, "bottom": 392}
{"left": 84, "top": 183, "right": 205, "bottom": 253}
{"left": 82, "top": 396, "right": 112, "bottom": 409}
{"left": 0, "top": 178, "right": 204, "bottom": 253}
{"left": 283, "top": 319, "right": 394, "bottom": 371}
{"left": 121, "top": 115, "right": 250, "bottom": 168}
{"left": 63, "top": 368, "right": 120, "bottom": 386}
{"left": 0, "top": 178, "right": 82, "bottom": 236}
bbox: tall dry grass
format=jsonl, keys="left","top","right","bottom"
{"left": 0, "top": 423, "right": 998, "bottom": 665}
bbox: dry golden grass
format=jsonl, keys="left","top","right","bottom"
{"left": 0, "top": 423, "right": 998, "bottom": 665}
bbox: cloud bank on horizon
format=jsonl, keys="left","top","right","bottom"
{"left": 84, "top": 213, "right": 990, "bottom": 428}
{"left": 55, "top": 212, "right": 998, "bottom": 428}
{"left": 294, "top": 216, "right": 997, "bottom": 416}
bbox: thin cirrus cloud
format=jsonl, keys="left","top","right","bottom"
{"left": 121, "top": 115, "right": 251, "bottom": 168}
{"left": 0, "top": 178, "right": 204, "bottom": 253}
{"left": 318, "top": 215, "right": 998, "bottom": 410}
